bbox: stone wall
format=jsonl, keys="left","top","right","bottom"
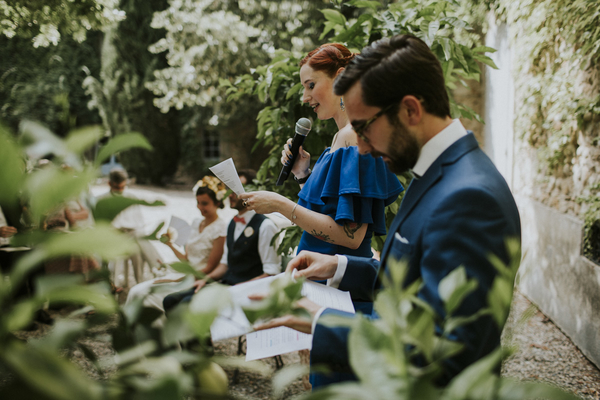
{"left": 483, "top": 13, "right": 600, "bottom": 369}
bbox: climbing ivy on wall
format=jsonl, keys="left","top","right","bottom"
{"left": 461, "top": 0, "right": 600, "bottom": 259}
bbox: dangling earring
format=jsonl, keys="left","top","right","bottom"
{"left": 340, "top": 97, "right": 345, "bottom": 111}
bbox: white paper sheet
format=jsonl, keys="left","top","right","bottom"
{"left": 208, "top": 273, "right": 355, "bottom": 361}
{"left": 245, "top": 280, "right": 355, "bottom": 361}
{"left": 245, "top": 327, "right": 312, "bottom": 360}
{"left": 168, "top": 215, "right": 193, "bottom": 247}
{"left": 209, "top": 158, "right": 245, "bottom": 195}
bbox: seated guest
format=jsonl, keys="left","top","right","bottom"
{"left": 126, "top": 176, "right": 228, "bottom": 313}
{"left": 163, "top": 170, "right": 281, "bottom": 311}
{"left": 96, "top": 168, "right": 150, "bottom": 285}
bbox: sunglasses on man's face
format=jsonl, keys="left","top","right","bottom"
{"left": 350, "top": 103, "right": 396, "bottom": 144}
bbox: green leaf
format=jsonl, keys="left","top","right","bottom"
{"left": 26, "top": 166, "right": 97, "bottom": 223}
{"left": 95, "top": 132, "right": 152, "bottom": 167}
{"left": 477, "top": 54, "right": 499, "bottom": 70}
{"left": 438, "top": 266, "right": 478, "bottom": 314}
{"left": 93, "top": 196, "right": 165, "bottom": 222}
{"left": 453, "top": 45, "right": 468, "bottom": 69}
{"left": 0, "top": 125, "right": 24, "bottom": 207}
{"left": 3, "top": 299, "right": 41, "bottom": 332}
{"left": 439, "top": 38, "right": 452, "bottom": 61}
{"left": 64, "top": 126, "right": 103, "bottom": 155}
{"left": 19, "top": 120, "right": 74, "bottom": 165}
{"left": 487, "top": 277, "right": 514, "bottom": 326}
{"left": 285, "top": 82, "right": 304, "bottom": 100}
{"left": 168, "top": 261, "right": 205, "bottom": 280}
{"left": 405, "top": 307, "right": 436, "bottom": 361}
{"left": 432, "top": 337, "right": 464, "bottom": 361}
{"left": 219, "top": 78, "right": 233, "bottom": 88}
{"left": 438, "top": 266, "right": 466, "bottom": 302}
{"left": 320, "top": 9, "right": 346, "bottom": 26}
{"left": 428, "top": 20, "right": 440, "bottom": 39}
{"left": 108, "top": 341, "right": 158, "bottom": 368}
{"left": 346, "top": 0, "right": 383, "bottom": 9}
{"left": 140, "top": 221, "right": 165, "bottom": 240}
{"left": 10, "top": 224, "right": 138, "bottom": 291}
{"left": 42, "top": 223, "right": 138, "bottom": 260}
{"left": 272, "top": 364, "right": 309, "bottom": 399}
{"left": 4, "top": 342, "right": 103, "bottom": 400}
{"left": 189, "top": 284, "right": 232, "bottom": 314}
{"left": 348, "top": 316, "right": 404, "bottom": 396}
{"left": 472, "top": 46, "right": 497, "bottom": 54}
{"left": 445, "top": 348, "right": 507, "bottom": 397}
{"left": 31, "top": 319, "right": 87, "bottom": 350}
{"left": 37, "top": 279, "right": 117, "bottom": 314}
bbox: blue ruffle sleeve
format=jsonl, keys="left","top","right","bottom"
{"left": 298, "top": 146, "right": 403, "bottom": 236}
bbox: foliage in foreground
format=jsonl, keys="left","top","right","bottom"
{"left": 0, "top": 122, "right": 270, "bottom": 399}
{"left": 0, "top": 122, "right": 582, "bottom": 399}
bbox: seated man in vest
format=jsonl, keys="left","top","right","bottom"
{"left": 163, "top": 170, "right": 281, "bottom": 310}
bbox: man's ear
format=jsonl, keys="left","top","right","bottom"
{"left": 335, "top": 67, "right": 345, "bottom": 77}
{"left": 401, "top": 95, "right": 423, "bottom": 126}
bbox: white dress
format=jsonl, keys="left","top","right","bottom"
{"left": 126, "top": 217, "right": 227, "bottom": 315}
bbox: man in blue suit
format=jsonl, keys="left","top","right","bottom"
{"left": 254, "top": 34, "right": 521, "bottom": 387}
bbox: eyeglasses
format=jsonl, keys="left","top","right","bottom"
{"left": 351, "top": 103, "right": 397, "bottom": 144}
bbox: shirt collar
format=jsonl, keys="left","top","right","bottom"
{"left": 411, "top": 119, "right": 467, "bottom": 178}
{"left": 236, "top": 209, "right": 255, "bottom": 224}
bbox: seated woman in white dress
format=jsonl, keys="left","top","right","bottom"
{"left": 126, "top": 176, "right": 228, "bottom": 315}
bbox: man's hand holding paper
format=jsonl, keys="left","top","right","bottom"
{"left": 285, "top": 250, "right": 339, "bottom": 281}
{"left": 248, "top": 295, "right": 320, "bottom": 335}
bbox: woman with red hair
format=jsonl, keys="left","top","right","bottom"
{"left": 242, "top": 43, "right": 402, "bottom": 263}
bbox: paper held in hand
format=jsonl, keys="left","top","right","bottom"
{"left": 166, "top": 215, "right": 193, "bottom": 247}
{"left": 207, "top": 273, "right": 355, "bottom": 361}
{"left": 209, "top": 158, "right": 245, "bottom": 195}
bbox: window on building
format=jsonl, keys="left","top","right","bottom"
{"left": 203, "top": 130, "right": 220, "bottom": 161}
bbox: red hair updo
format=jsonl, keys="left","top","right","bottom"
{"left": 300, "top": 43, "right": 358, "bottom": 78}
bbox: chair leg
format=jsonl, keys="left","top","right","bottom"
{"left": 233, "top": 336, "right": 247, "bottom": 384}
{"left": 274, "top": 355, "right": 284, "bottom": 369}
{"left": 123, "top": 258, "right": 129, "bottom": 288}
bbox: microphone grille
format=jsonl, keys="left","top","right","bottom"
{"left": 296, "top": 118, "right": 312, "bottom": 136}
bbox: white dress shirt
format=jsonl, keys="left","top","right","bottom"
{"left": 220, "top": 210, "right": 282, "bottom": 275}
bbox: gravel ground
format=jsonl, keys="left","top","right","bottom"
{"left": 502, "top": 291, "right": 600, "bottom": 399}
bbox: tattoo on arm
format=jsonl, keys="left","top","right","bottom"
{"left": 343, "top": 222, "right": 363, "bottom": 239}
{"left": 310, "top": 229, "right": 334, "bottom": 243}
{"left": 344, "top": 140, "right": 352, "bottom": 148}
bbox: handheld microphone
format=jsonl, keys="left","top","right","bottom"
{"left": 276, "top": 118, "right": 312, "bottom": 186}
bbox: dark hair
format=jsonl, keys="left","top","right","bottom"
{"left": 300, "top": 43, "right": 357, "bottom": 78}
{"left": 109, "top": 168, "right": 128, "bottom": 184}
{"left": 333, "top": 35, "right": 450, "bottom": 119}
{"left": 237, "top": 168, "right": 256, "bottom": 184}
{"left": 195, "top": 186, "right": 224, "bottom": 209}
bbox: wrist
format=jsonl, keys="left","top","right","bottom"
{"left": 293, "top": 168, "right": 312, "bottom": 184}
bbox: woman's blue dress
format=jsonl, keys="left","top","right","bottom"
{"left": 297, "top": 146, "right": 403, "bottom": 258}
{"left": 298, "top": 146, "right": 403, "bottom": 389}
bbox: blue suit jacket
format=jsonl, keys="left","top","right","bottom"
{"left": 311, "top": 133, "right": 521, "bottom": 384}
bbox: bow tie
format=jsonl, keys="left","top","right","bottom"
{"left": 233, "top": 215, "right": 246, "bottom": 224}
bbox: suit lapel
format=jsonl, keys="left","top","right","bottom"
{"left": 379, "top": 133, "right": 480, "bottom": 265}
{"left": 380, "top": 169, "right": 442, "bottom": 263}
